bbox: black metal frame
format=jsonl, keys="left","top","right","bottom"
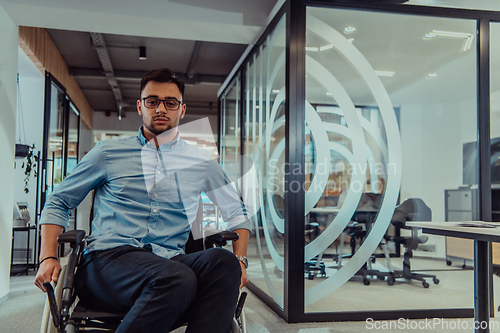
{"left": 217, "top": 0, "right": 500, "bottom": 326}
{"left": 284, "top": 0, "right": 306, "bottom": 323}
{"left": 41, "top": 72, "right": 82, "bottom": 258}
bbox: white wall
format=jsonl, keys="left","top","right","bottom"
{"left": 14, "top": 48, "right": 45, "bottom": 224}
{"left": 399, "top": 98, "right": 477, "bottom": 221}
{"left": 11, "top": 49, "right": 45, "bottom": 264}
{"left": 0, "top": 5, "right": 19, "bottom": 302}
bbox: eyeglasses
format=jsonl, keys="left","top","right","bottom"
{"left": 142, "top": 97, "right": 183, "bottom": 111}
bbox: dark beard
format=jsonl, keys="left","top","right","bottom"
{"left": 145, "top": 122, "right": 173, "bottom": 136}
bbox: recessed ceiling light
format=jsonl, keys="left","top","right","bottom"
{"left": 305, "top": 46, "right": 319, "bottom": 52}
{"left": 272, "top": 89, "right": 280, "bottom": 94}
{"left": 344, "top": 26, "right": 356, "bottom": 34}
{"left": 374, "top": 70, "right": 395, "bottom": 77}
{"left": 427, "top": 73, "right": 437, "bottom": 78}
{"left": 326, "top": 92, "right": 333, "bottom": 96}
{"left": 347, "top": 38, "right": 354, "bottom": 44}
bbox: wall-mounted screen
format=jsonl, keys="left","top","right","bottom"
{"left": 463, "top": 137, "right": 500, "bottom": 185}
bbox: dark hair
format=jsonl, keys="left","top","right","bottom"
{"left": 140, "top": 68, "right": 185, "bottom": 98}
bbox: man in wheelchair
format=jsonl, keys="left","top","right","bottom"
{"left": 34, "top": 68, "right": 251, "bottom": 333}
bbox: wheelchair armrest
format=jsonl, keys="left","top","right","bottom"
{"left": 58, "top": 230, "right": 86, "bottom": 247}
{"left": 205, "top": 231, "right": 239, "bottom": 248}
{"left": 219, "top": 231, "right": 240, "bottom": 241}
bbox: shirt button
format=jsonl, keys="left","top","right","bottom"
{"left": 153, "top": 209, "right": 158, "bottom": 213}
{"left": 154, "top": 194, "right": 158, "bottom": 197}
{"left": 157, "top": 171, "right": 161, "bottom": 174}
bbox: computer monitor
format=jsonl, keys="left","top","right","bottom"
{"left": 463, "top": 137, "right": 500, "bottom": 185}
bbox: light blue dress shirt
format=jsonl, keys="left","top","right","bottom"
{"left": 40, "top": 128, "right": 250, "bottom": 259}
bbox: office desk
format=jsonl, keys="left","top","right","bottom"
{"left": 407, "top": 221, "right": 500, "bottom": 333}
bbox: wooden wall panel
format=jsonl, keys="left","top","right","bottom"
{"left": 18, "top": 26, "right": 93, "bottom": 130}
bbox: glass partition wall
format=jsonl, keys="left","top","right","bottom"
{"left": 489, "top": 21, "right": 500, "bottom": 322}
{"left": 41, "top": 73, "right": 81, "bottom": 230}
{"left": 219, "top": 1, "right": 497, "bottom": 323}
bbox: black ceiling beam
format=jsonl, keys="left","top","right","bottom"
{"left": 90, "top": 32, "right": 124, "bottom": 120}
{"left": 186, "top": 41, "right": 202, "bottom": 79}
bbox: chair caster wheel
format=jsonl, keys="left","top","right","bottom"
{"left": 377, "top": 275, "right": 385, "bottom": 281}
{"left": 422, "top": 281, "right": 430, "bottom": 288}
{"left": 363, "top": 279, "right": 370, "bottom": 286}
{"left": 387, "top": 276, "right": 395, "bottom": 286}
{"left": 446, "top": 260, "right": 452, "bottom": 266}
{"left": 433, "top": 277, "right": 440, "bottom": 284}
{"left": 308, "top": 273, "right": 314, "bottom": 280}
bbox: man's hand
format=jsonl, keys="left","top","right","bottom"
{"left": 232, "top": 228, "right": 250, "bottom": 289}
{"left": 34, "top": 258, "right": 61, "bottom": 292}
{"left": 239, "top": 262, "right": 249, "bottom": 289}
{"left": 34, "top": 224, "right": 64, "bottom": 292}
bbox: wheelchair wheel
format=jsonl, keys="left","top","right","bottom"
{"left": 40, "top": 265, "right": 67, "bottom": 333}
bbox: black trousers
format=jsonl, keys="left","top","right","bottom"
{"left": 75, "top": 245, "right": 241, "bottom": 333}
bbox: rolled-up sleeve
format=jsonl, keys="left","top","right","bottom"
{"left": 39, "top": 142, "right": 107, "bottom": 228}
{"left": 204, "top": 159, "right": 252, "bottom": 232}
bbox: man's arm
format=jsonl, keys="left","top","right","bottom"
{"left": 232, "top": 228, "right": 250, "bottom": 288}
{"left": 35, "top": 142, "right": 106, "bottom": 292}
{"left": 34, "top": 224, "right": 65, "bottom": 292}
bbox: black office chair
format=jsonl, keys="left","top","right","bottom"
{"left": 390, "top": 198, "right": 440, "bottom": 288}
{"left": 41, "top": 229, "right": 247, "bottom": 333}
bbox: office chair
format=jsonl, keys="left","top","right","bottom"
{"left": 40, "top": 229, "right": 247, "bottom": 333}
{"left": 390, "top": 198, "right": 440, "bottom": 288}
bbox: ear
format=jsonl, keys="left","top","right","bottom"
{"left": 180, "top": 103, "right": 186, "bottom": 119}
{"left": 137, "top": 99, "right": 142, "bottom": 116}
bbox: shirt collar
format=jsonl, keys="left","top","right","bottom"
{"left": 138, "top": 126, "right": 182, "bottom": 149}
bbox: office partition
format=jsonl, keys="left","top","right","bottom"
{"left": 218, "top": 0, "right": 498, "bottom": 323}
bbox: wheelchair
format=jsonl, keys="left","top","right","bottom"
{"left": 40, "top": 229, "right": 247, "bottom": 333}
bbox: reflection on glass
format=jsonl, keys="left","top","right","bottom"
{"left": 67, "top": 103, "right": 80, "bottom": 177}
{"left": 46, "top": 84, "right": 65, "bottom": 195}
{"left": 304, "top": 7, "right": 477, "bottom": 313}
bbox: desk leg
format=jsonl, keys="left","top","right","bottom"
{"left": 474, "top": 240, "right": 490, "bottom": 333}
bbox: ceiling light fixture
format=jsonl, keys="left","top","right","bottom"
{"left": 423, "top": 30, "right": 474, "bottom": 52}
{"left": 306, "top": 44, "right": 336, "bottom": 52}
{"left": 344, "top": 26, "right": 356, "bottom": 34}
{"left": 374, "top": 70, "right": 396, "bottom": 77}
{"left": 427, "top": 73, "right": 437, "bottom": 78}
{"left": 139, "top": 46, "right": 147, "bottom": 60}
{"left": 319, "top": 44, "right": 334, "bottom": 51}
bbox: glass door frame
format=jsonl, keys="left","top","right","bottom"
{"left": 40, "top": 72, "right": 81, "bottom": 228}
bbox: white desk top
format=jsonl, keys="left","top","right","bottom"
{"left": 406, "top": 221, "right": 500, "bottom": 242}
